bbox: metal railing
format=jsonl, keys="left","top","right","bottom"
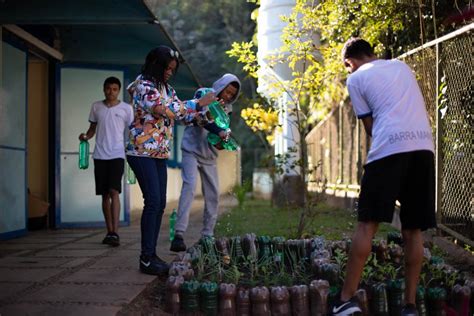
{"left": 306, "top": 24, "right": 473, "bottom": 244}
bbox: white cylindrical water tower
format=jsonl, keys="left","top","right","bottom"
{"left": 257, "top": 0, "right": 299, "bottom": 176}
{"left": 257, "top": 0, "right": 308, "bottom": 206}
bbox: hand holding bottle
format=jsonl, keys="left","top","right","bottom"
{"left": 197, "top": 92, "right": 217, "bottom": 108}
{"left": 78, "top": 133, "right": 88, "bottom": 141}
{"left": 218, "top": 129, "right": 231, "bottom": 141}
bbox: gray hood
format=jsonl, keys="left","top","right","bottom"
{"left": 211, "top": 73, "right": 241, "bottom": 113}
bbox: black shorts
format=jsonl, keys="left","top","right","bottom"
{"left": 93, "top": 158, "right": 125, "bottom": 195}
{"left": 357, "top": 150, "right": 436, "bottom": 231}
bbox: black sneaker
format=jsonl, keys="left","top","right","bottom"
{"left": 139, "top": 255, "right": 169, "bottom": 275}
{"left": 153, "top": 255, "right": 167, "bottom": 265}
{"left": 108, "top": 232, "right": 120, "bottom": 247}
{"left": 102, "top": 233, "right": 113, "bottom": 245}
{"left": 331, "top": 297, "right": 362, "bottom": 316}
{"left": 170, "top": 235, "right": 186, "bottom": 252}
{"left": 401, "top": 304, "right": 419, "bottom": 316}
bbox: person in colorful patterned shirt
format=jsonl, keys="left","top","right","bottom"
{"left": 126, "top": 46, "right": 216, "bottom": 275}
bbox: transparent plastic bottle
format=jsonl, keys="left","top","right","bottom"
{"left": 169, "top": 209, "right": 177, "bottom": 241}
{"left": 78, "top": 140, "right": 89, "bottom": 169}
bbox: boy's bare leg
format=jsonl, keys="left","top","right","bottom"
{"left": 110, "top": 189, "right": 121, "bottom": 233}
{"left": 340, "top": 221, "right": 378, "bottom": 301}
{"left": 402, "top": 228, "right": 423, "bottom": 305}
{"left": 102, "top": 193, "right": 113, "bottom": 233}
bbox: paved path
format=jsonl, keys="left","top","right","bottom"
{"left": 0, "top": 195, "right": 236, "bottom": 315}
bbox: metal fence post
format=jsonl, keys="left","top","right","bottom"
{"left": 327, "top": 120, "right": 332, "bottom": 183}
{"left": 338, "top": 104, "right": 343, "bottom": 184}
{"left": 356, "top": 116, "right": 362, "bottom": 183}
{"left": 435, "top": 41, "right": 443, "bottom": 225}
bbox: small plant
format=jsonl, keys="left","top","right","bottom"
{"left": 232, "top": 180, "right": 252, "bottom": 208}
{"left": 333, "top": 248, "right": 348, "bottom": 276}
{"left": 361, "top": 253, "right": 377, "bottom": 284}
{"left": 430, "top": 244, "right": 447, "bottom": 258}
{"left": 463, "top": 244, "right": 473, "bottom": 255}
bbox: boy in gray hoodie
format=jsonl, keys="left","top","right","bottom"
{"left": 171, "top": 73, "right": 241, "bottom": 252}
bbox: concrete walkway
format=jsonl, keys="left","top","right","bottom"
{"left": 0, "top": 195, "right": 236, "bottom": 315}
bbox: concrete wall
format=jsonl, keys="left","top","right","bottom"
{"left": 130, "top": 150, "right": 240, "bottom": 212}
{"left": 321, "top": 189, "right": 358, "bottom": 211}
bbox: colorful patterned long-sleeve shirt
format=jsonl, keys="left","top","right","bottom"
{"left": 126, "top": 76, "right": 201, "bottom": 159}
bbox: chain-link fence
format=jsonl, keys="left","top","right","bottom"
{"left": 306, "top": 24, "right": 473, "bottom": 244}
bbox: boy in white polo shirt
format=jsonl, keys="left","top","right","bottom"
{"left": 79, "top": 77, "right": 134, "bottom": 247}
{"left": 332, "top": 38, "right": 436, "bottom": 316}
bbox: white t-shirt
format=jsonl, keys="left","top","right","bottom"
{"left": 347, "top": 59, "right": 434, "bottom": 164}
{"left": 88, "top": 100, "right": 134, "bottom": 160}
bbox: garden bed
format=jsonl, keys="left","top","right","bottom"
{"left": 118, "top": 200, "right": 473, "bottom": 315}
{"left": 161, "top": 233, "right": 472, "bottom": 315}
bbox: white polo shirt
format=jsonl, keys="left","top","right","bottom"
{"left": 347, "top": 59, "right": 435, "bottom": 164}
{"left": 88, "top": 100, "right": 134, "bottom": 160}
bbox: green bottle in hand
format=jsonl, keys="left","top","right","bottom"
{"left": 208, "top": 101, "right": 230, "bottom": 129}
{"left": 78, "top": 140, "right": 89, "bottom": 169}
{"left": 126, "top": 162, "right": 136, "bottom": 184}
{"left": 207, "top": 133, "right": 240, "bottom": 151}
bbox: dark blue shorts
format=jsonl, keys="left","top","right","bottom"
{"left": 357, "top": 150, "right": 436, "bottom": 231}
{"left": 93, "top": 158, "right": 124, "bottom": 195}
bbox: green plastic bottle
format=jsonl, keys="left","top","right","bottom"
{"left": 198, "top": 92, "right": 240, "bottom": 150}
{"left": 126, "top": 162, "right": 136, "bottom": 184}
{"left": 223, "top": 136, "right": 240, "bottom": 151}
{"left": 169, "top": 209, "right": 177, "bottom": 241}
{"left": 208, "top": 101, "right": 230, "bottom": 129}
{"left": 200, "top": 281, "right": 219, "bottom": 315}
{"left": 78, "top": 140, "right": 89, "bottom": 169}
{"left": 201, "top": 95, "right": 240, "bottom": 151}
{"left": 181, "top": 280, "right": 201, "bottom": 313}
{"left": 207, "top": 133, "right": 240, "bottom": 151}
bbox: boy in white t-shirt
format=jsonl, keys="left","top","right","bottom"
{"left": 331, "top": 38, "right": 436, "bottom": 316}
{"left": 79, "top": 77, "right": 134, "bottom": 247}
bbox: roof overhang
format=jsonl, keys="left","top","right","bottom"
{"left": 0, "top": 0, "right": 200, "bottom": 96}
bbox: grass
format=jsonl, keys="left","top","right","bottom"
{"left": 215, "top": 199, "right": 397, "bottom": 240}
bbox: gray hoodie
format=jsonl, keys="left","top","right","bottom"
{"left": 180, "top": 73, "right": 241, "bottom": 164}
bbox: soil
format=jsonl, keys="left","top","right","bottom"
{"left": 424, "top": 231, "right": 474, "bottom": 279}
{"left": 117, "top": 274, "right": 170, "bottom": 315}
